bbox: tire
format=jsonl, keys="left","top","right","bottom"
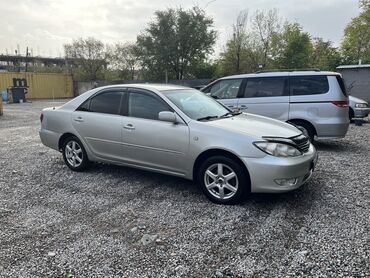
{"left": 349, "top": 108, "right": 354, "bottom": 122}
{"left": 197, "top": 156, "right": 249, "bottom": 205}
{"left": 62, "top": 135, "right": 89, "bottom": 172}
{"left": 291, "top": 121, "right": 315, "bottom": 142}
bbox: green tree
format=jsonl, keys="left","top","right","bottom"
{"left": 136, "top": 6, "right": 216, "bottom": 80}
{"left": 311, "top": 38, "right": 342, "bottom": 71}
{"left": 341, "top": 1, "right": 370, "bottom": 64}
{"left": 106, "top": 42, "right": 140, "bottom": 80}
{"left": 217, "top": 9, "right": 283, "bottom": 76}
{"left": 271, "top": 23, "right": 313, "bottom": 69}
{"left": 64, "top": 37, "right": 107, "bottom": 81}
{"left": 218, "top": 10, "right": 252, "bottom": 75}
{"left": 189, "top": 60, "right": 218, "bottom": 79}
{"left": 251, "top": 8, "right": 282, "bottom": 69}
{"left": 360, "top": 0, "right": 370, "bottom": 10}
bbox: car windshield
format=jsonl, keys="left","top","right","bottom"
{"left": 162, "top": 89, "right": 231, "bottom": 120}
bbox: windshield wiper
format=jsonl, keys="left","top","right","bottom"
{"left": 197, "top": 111, "right": 242, "bottom": 121}
{"left": 197, "top": 115, "right": 219, "bottom": 121}
{"left": 220, "top": 111, "right": 242, "bottom": 118}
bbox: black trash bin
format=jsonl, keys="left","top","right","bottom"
{"left": 9, "top": 87, "right": 27, "bottom": 103}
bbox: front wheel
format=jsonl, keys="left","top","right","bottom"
{"left": 197, "top": 156, "right": 249, "bottom": 205}
{"left": 62, "top": 136, "right": 89, "bottom": 172}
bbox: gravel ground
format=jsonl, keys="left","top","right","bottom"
{"left": 0, "top": 100, "right": 369, "bottom": 277}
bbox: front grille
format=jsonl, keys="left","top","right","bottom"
{"left": 291, "top": 134, "right": 310, "bottom": 153}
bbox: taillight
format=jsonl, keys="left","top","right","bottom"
{"left": 331, "top": 100, "right": 348, "bottom": 107}
{"left": 40, "top": 112, "right": 44, "bottom": 123}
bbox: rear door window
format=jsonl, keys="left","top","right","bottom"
{"left": 89, "top": 91, "right": 123, "bottom": 115}
{"left": 243, "top": 77, "right": 288, "bottom": 98}
{"left": 207, "top": 79, "right": 242, "bottom": 99}
{"left": 290, "top": 76, "right": 329, "bottom": 96}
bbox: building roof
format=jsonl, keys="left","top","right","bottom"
{"left": 337, "top": 64, "right": 370, "bottom": 69}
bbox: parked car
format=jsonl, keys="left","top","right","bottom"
{"left": 349, "top": 95, "right": 370, "bottom": 120}
{"left": 201, "top": 70, "right": 350, "bottom": 141}
{"left": 39, "top": 84, "right": 318, "bottom": 205}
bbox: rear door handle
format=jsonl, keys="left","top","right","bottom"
{"left": 123, "top": 124, "right": 135, "bottom": 130}
{"left": 239, "top": 105, "right": 248, "bottom": 110}
{"left": 73, "top": 117, "right": 84, "bottom": 122}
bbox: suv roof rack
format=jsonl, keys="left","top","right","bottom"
{"left": 255, "top": 68, "right": 321, "bottom": 73}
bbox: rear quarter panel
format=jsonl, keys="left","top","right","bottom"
{"left": 41, "top": 108, "right": 96, "bottom": 159}
{"left": 289, "top": 76, "right": 349, "bottom": 138}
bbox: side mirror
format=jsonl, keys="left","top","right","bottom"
{"left": 158, "top": 111, "right": 177, "bottom": 123}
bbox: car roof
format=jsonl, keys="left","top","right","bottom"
{"left": 61, "top": 83, "right": 193, "bottom": 111}
{"left": 219, "top": 71, "right": 339, "bottom": 80}
{"left": 95, "top": 83, "right": 189, "bottom": 91}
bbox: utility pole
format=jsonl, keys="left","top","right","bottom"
{"left": 25, "top": 46, "right": 29, "bottom": 72}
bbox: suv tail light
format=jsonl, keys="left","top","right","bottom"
{"left": 40, "top": 112, "right": 44, "bottom": 123}
{"left": 331, "top": 100, "right": 348, "bottom": 107}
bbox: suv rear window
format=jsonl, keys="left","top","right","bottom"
{"left": 335, "top": 75, "right": 348, "bottom": 97}
{"left": 290, "top": 76, "right": 329, "bottom": 96}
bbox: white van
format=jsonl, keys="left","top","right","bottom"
{"left": 201, "top": 70, "right": 350, "bottom": 141}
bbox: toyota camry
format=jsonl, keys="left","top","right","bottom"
{"left": 39, "top": 84, "right": 318, "bottom": 204}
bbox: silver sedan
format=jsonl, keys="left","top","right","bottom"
{"left": 349, "top": 95, "right": 370, "bottom": 120}
{"left": 39, "top": 84, "right": 318, "bottom": 204}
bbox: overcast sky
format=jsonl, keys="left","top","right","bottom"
{"left": 0, "top": 0, "right": 359, "bottom": 57}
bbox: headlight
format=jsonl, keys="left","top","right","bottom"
{"left": 355, "top": 103, "right": 368, "bottom": 108}
{"left": 254, "top": 142, "right": 302, "bottom": 157}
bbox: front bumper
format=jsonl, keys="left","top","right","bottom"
{"left": 242, "top": 144, "right": 318, "bottom": 193}
{"left": 354, "top": 107, "right": 370, "bottom": 118}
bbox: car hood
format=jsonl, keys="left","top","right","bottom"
{"left": 205, "top": 113, "right": 301, "bottom": 139}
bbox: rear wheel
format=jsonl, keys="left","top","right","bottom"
{"left": 62, "top": 136, "right": 89, "bottom": 172}
{"left": 197, "top": 156, "right": 249, "bottom": 205}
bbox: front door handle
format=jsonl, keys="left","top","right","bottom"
{"left": 73, "top": 117, "right": 84, "bottom": 122}
{"left": 123, "top": 124, "right": 135, "bottom": 130}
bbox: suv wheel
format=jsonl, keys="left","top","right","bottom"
{"left": 62, "top": 136, "right": 89, "bottom": 172}
{"left": 198, "top": 156, "right": 249, "bottom": 205}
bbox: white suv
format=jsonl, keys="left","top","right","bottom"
{"left": 202, "top": 70, "right": 350, "bottom": 141}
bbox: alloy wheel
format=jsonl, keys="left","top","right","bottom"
{"left": 203, "top": 163, "right": 239, "bottom": 200}
{"left": 65, "top": 140, "right": 83, "bottom": 168}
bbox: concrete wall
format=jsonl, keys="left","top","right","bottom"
{"left": 338, "top": 68, "right": 370, "bottom": 102}
{"left": 0, "top": 72, "right": 73, "bottom": 99}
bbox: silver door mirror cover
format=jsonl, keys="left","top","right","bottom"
{"left": 158, "top": 111, "right": 177, "bottom": 123}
